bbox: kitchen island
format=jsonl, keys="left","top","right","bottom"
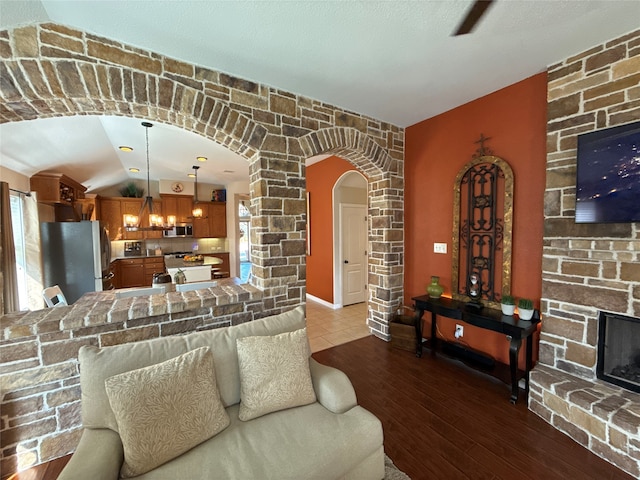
{"left": 110, "top": 253, "right": 229, "bottom": 288}
{"left": 164, "top": 254, "right": 222, "bottom": 283}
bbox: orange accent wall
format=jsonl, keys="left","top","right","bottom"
{"left": 306, "top": 156, "right": 357, "bottom": 303}
{"left": 405, "top": 73, "right": 548, "bottom": 367}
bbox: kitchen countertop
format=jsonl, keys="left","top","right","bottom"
{"left": 112, "top": 252, "right": 230, "bottom": 261}
{"left": 111, "top": 255, "right": 164, "bottom": 261}
{"left": 165, "top": 256, "right": 222, "bottom": 269}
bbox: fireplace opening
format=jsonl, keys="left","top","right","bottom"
{"left": 597, "top": 311, "right": 640, "bottom": 393}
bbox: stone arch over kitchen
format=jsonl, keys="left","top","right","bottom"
{"left": 1, "top": 22, "right": 404, "bottom": 336}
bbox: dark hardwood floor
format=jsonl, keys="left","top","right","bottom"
{"left": 314, "top": 337, "right": 633, "bottom": 480}
{"left": 8, "top": 336, "right": 633, "bottom": 480}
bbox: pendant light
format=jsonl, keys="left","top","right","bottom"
{"left": 123, "top": 121, "right": 173, "bottom": 231}
{"left": 191, "top": 165, "right": 207, "bottom": 219}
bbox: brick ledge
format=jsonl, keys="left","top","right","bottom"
{"left": 1, "top": 281, "right": 263, "bottom": 341}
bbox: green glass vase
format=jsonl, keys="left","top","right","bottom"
{"left": 427, "top": 276, "right": 444, "bottom": 299}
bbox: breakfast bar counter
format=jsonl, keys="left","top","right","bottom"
{"left": 0, "top": 278, "right": 268, "bottom": 470}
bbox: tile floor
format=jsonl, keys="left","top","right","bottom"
{"left": 306, "top": 299, "right": 371, "bottom": 353}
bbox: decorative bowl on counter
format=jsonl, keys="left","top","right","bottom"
{"left": 183, "top": 254, "right": 204, "bottom": 265}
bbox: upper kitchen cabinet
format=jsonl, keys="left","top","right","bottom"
{"left": 192, "top": 204, "right": 210, "bottom": 238}
{"left": 192, "top": 202, "right": 227, "bottom": 238}
{"left": 98, "top": 197, "right": 163, "bottom": 240}
{"left": 99, "top": 198, "right": 123, "bottom": 241}
{"left": 160, "top": 194, "right": 193, "bottom": 224}
{"left": 208, "top": 202, "right": 227, "bottom": 238}
{"left": 30, "top": 172, "right": 86, "bottom": 205}
{"left": 75, "top": 197, "right": 98, "bottom": 220}
{"left": 120, "top": 199, "right": 144, "bottom": 240}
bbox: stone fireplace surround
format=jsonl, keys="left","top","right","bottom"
{"left": 596, "top": 311, "right": 640, "bottom": 394}
{"left": 529, "top": 28, "right": 640, "bottom": 477}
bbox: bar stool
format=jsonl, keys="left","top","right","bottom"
{"left": 42, "top": 285, "right": 68, "bottom": 307}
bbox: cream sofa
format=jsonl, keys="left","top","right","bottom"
{"left": 58, "top": 306, "right": 384, "bottom": 479}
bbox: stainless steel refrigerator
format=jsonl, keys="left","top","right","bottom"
{"left": 40, "top": 221, "right": 112, "bottom": 304}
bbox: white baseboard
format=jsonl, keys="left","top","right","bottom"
{"left": 306, "top": 293, "right": 341, "bottom": 309}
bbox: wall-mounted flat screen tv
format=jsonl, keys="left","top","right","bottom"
{"left": 575, "top": 121, "right": 640, "bottom": 223}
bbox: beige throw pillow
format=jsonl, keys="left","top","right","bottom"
{"left": 237, "top": 327, "right": 316, "bottom": 421}
{"left": 104, "top": 347, "right": 230, "bottom": 478}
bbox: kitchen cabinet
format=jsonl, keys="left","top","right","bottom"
{"left": 100, "top": 198, "right": 123, "bottom": 241}
{"left": 98, "top": 197, "right": 163, "bottom": 241}
{"left": 75, "top": 197, "right": 98, "bottom": 220}
{"left": 30, "top": 172, "right": 86, "bottom": 205}
{"left": 160, "top": 194, "right": 193, "bottom": 224}
{"left": 192, "top": 205, "right": 210, "bottom": 238}
{"left": 113, "top": 257, "right": 165, "bottom": 288}
{"left": 109, "top": 260, "right": 119, "bottom": 289}
{"left": 203, "top": 252, "right": 230, "bottom": 278}
{"left": 120, "top": 199, "right": 144, "bottom": 240}
{"left": 193, "top": 202, "right": 227, "bottom": 238}
{"left": 208, "top": 203, "right": 227, "bottom": 238}
{"left": 143, "top": 256, "right": 166, "bottom": 286}
{"left": 117, "top": 258, "right": 145, "bottom": 288}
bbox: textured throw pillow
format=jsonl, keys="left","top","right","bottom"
{"left": 237, "top": 327, "right": 316, "bottom": 421}
{"left": 104, "top": 347, "right": 230, "bottom": 478}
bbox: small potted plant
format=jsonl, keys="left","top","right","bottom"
{"left": 119, "top": 181, "right": 144, "bottom": 198}
{"left": 501, "top": 295, "right": 516, "bottom": 316}
{"left": 517, "top": 298, "right": 535, "bottom": 320}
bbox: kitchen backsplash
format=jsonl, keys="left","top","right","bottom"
{"left": 111, "top": 237, "right": 227, "bottom": 258}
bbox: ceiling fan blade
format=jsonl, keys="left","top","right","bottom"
{"left": 454, "top": 0, "right": 494, "bottom": 36}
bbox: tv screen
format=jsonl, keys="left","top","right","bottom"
{"left": 575, "top": 121, "right": 640, "bottom": 223}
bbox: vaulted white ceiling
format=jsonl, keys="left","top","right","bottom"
{"left": 1, "top": 0, "right": 638, "bottom": 191}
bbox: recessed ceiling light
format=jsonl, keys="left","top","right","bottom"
{"left": 223, "top": 170, "right": 235, "bottom": 174}
{"left": 197, "top": 156, "right": 207, "bottom": 162}
{"left": 119, "top": 146, "right": 133, "bottom": 152}
{"left": 188, "top": 173, "right": 196, "bottom": 178}
{"left": 129, "top": 167, "right": 140, "bottom": 173}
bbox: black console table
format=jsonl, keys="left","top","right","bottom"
{"left": 412, "top": 295, "right": 540, "bottom": 404}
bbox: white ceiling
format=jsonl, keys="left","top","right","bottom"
{"left": 0, "top": 115, "right": 251, "bottom": 192}
{"left": 1, "top": 0, "right": 638, "bottom": 192}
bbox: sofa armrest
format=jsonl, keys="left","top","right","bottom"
{"left": 309, "top": 358, "right": 358, "bottom": 414}
{"left": 57, "top": 428, "right": 123, "bottom": 480}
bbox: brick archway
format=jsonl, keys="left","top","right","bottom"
{"left": 299, "top": 128, "right": 403, "bottom": 336}
{"left": 1, "top": 22, "right": 404, "bottom": 332}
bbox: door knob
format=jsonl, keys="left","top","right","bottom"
{"left": 344, "top": 260, "right": 349, "bottom": 264}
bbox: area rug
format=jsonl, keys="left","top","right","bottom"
{"left": 385, "top": 454, "right": 411, "bottom": 480}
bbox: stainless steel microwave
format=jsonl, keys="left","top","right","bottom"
{"left": 163, "top": 224, "right": 193, "bottom": 237}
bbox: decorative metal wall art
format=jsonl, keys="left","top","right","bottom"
{"left": 451, "top": 135, "right": 514, "bottom": 308}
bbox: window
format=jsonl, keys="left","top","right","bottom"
{"left": 10, "top": 194, "right": 28, "bottom": 310}
{"left": 238, "top": 198, "right": 251, "bottom": 281}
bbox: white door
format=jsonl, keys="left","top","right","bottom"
{"left": 341, "top": 204, "right": 367, "bottom": 306}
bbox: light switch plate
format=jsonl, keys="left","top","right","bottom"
{"left": 434, "top": 243, "right": 447, "bottom": 254}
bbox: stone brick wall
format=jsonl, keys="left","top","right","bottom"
{"left": 0, "top": 22, "right": 405, "bottom": 338}
{"left": 0, "top": 284, "right": 263, "bottom": 474}
{"left": 529, "top": 29, "right": 640, "bottom": 477}
{"left": 0, "top": 21, "right": 405, "bottom": 475}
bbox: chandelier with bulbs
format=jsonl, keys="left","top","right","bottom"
{"left": 123, "top": 121, "right": 174, "bottom": 231}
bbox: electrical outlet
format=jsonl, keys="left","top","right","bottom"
{"left": 455, "top": 324, "right": 464, "bottom": 338}
{"left": 434, "top": 242, "right": 447, "bottom": 254}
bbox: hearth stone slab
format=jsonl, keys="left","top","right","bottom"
{"left": 529, "top": 364, "right": 640, "bottom": 477}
